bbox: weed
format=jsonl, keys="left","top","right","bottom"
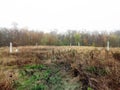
{"left": 15, "top": 64, "right": 63, "bottom": 90}
{"left": 24, "top": 64, "right": 46, "bottom": 70}
{"left": 86, "top": 66, "right": 108, "bottom": 76}
{"left": 87, "top": 87, "right": 93, "bottom": 90}
{"left": 32, "top": 84, "right": 46, "bottom": 90}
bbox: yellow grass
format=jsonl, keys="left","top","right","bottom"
{"left": 0, "top": 46, "right": 120, "bottom": 90}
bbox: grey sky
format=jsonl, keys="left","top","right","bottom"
{"left": 0, "top": 0, "right": 120, "bottom": 32}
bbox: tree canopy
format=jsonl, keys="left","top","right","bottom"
{"left": 0, "top": 27, "right": 120, "bottom": 47}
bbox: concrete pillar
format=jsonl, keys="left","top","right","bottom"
{"left": 10, "top": 42, "right": 12, "bottom": 53}
{"left": 107, "top": 41, "right": 109, "bottom": 51}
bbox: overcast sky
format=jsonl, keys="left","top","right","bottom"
{"left": 0, "top": 0, "right": 120, "bottom": 32}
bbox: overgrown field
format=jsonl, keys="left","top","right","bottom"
{"left": 0, "top": 46, "right": 120, "bottom": 90}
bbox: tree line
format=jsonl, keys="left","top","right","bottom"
{"left": 0, "top": 27, "right": 120, "bottom": 47}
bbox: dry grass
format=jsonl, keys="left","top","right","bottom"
{"left": 0, "top": 46, "right": 120, "bottom": 90}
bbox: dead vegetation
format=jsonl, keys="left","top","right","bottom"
{"left": 0, "top": 46, "right": 120, "bottom": 90}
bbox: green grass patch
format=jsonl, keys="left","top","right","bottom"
{"left": 14, "top": 64, "right": 63, "bottom": 90}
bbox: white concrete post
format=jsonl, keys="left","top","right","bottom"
{"left": 10, "top": 42, "right": 12, "bottom": 53}
{"left": 107, "top": 41, "right": 109, "bottom": 51}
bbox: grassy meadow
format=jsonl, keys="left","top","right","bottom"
{"left": 0, "top": 46, "right": 120, "bottom": 90}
